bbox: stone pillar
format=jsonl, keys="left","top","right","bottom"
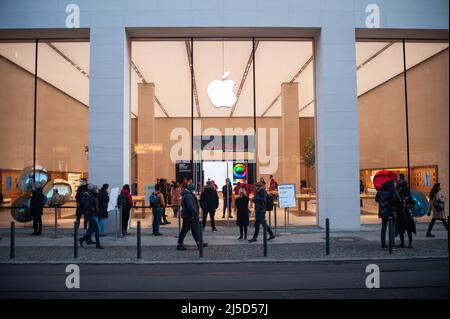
{"left": 89, "top": 27, "right": 131, "bottom": 191}
{"left": 314, "top": 0, "right": 360, "bottom": 231}
{"left": 137, "top": 83, "right": 155, "bottom": 196}
{"left": 281, "top": 83, "right": 300, "bottom": 187}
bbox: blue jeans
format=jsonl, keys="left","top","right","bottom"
{"left": 83, "top": 215, "right": 100, "bottom": 246}
{"left": 96, "top": 217, "right": 105, "bottom": 235}
{"left": 153, "top": 207, "right": 163, "bottom": 234}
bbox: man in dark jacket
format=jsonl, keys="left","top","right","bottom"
{"left": 79, "top": 184, "right": 103, "bottom": 249}
{"left": 200, "top": 181, "right": 219, "bottom": 231}
{"left": 75, "top": 178, "right": 88, "bottom": 229}
{"left": 396, "top": 174, "right": 415, "bottom": 248}
{"left": 222, "top": 178, "right": 233, "bottom": 218}
{"left": 97, "top": 183, "right": 109, "bottom": 237}
{"left": 376, "top": 180, "right": 401, "bottom": 249}
{"left": 30, "top": 182, "right": 46, "bottom": 236}
{"left": 249, "top": 182, "right": 275, "bottom": 242}
{"left": 177, "top": 184, "right": 208, "bottom": 251}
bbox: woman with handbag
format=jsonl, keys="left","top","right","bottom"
{"left": 426, "top": 183, "right": 448, "bottom": 237}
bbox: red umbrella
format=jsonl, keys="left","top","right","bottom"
{"left": 373, "top": 170, "right": 397, "bottom": 191}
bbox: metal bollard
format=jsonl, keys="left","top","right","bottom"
{"left": 325, "top": 218, "right": 330, "bottom": 255}
{"left": 263, "top": 220, "right": 268, "bottom": 257}
{"left": 274, "top": 205, "right": 277, "bottom": 236}
{"left": 10, "top": 221, "right": 15, "bottom": 259}
{"left": 388, "top": 216, "right": 394, "bottom": 254}
{"left": 137, "top": 220, "right": 142, "bottom": 259}
{"left": 199, "top": 221, "right": 203, "bottom": 258}
{"left": 284, "top": 208, "right": 287, "bottom": 233}
{"left": 73, "top": 221, "right": 78, "bottom": 259}
{"left": 51, "top": 205, "right": 60, "bottom": 239}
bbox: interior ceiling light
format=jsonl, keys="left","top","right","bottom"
{"left": 47, "top": 42, "right": 89, "bottom": 78}
{"left": 185, "top": 41, "right": 201, "bottom": 118}
{"left": 356, "top": 42, "right": 395, "bottom": 71}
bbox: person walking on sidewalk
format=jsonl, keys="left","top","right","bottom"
{"left": 249, "top": 182, "right": 275, "bottom": 242}
{"left": 177, "top": 184, "right": 208, "bottom": 251}
{"left": 30, "top": 182, "right": 46, "bottom": 236}
{"left": 236, "top": 188, "right": 250, "bottom": 240}
{"left": 78, "top": 184, "right": 104, "bottom": 249}
{"left": 395, "top": 174, "right": 415, "bottom": 248}
{"left": 222, "top": 178, "right": 233, "bottom": 218}
{"left": 151, "top": 184, "right": 165, "bottom": 236}
{"left": 75, "top": 178, "right": 88, "bottom": 229}
{"left": 97, "top": 183, "right": 109, "bottom": 237}
{"left": 426, "top": 183, "right": 448, "bottom": 237}
{"left": 200, "top": 181, "right": 219, "bottom": 232}
{"left": 376, "top": 180, "right": 401, "bottom": 249}
{"left": 117, "top": 184, "right": 133, "bottom": 236}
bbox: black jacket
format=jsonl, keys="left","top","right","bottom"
{"left": 181, "top": 190, "right": 199, "bottom": 219}
{"left": 76, "top": 184, "right": 87, "bottom": 205}
{"left": 253, "top": 188, "right": 267, "bottom": 214}
{"left": 30, "top": 189, "right": 46, "bottom": 217}
{"left": 375, "top": 181, "right": 401, "bottom": 219}
{"left": 200, "top": 187, "right": 219, "bottom": 212}
{"left": 222, "top": 183, "right": 233, "bottom": 199}
{"left": 235, "top": 196, "right": 250, "bottom": 226}
{"left": 97, "top": 189, "right": 110, "bottom": 219}
{"left": 81, "top": 191, "right": 99, "bottom": 217}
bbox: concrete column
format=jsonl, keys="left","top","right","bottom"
{"left": 137, "top": 83, "right": 155, "bottom": 196}
{"left": 281, "top": 83, "right": 300, "bottom": 187}
{"left": 314, "top": 0, "right": 360, "bottom": 231}
{"left": 88, "top": 27, "right": 131, "bottom": 191}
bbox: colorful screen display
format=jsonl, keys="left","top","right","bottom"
{"left": 233, "top": 162, "right": 247, "bottom": 184}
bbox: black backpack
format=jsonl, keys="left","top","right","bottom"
{"left": 117, "top": 193, "right": 129, "bottom": 210}
{"left": 265, "top": 193, "right": 274, "bottom": 211}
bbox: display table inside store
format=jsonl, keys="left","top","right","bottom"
{"left": 132, "top": 196, "right": 148, "bottom": 218}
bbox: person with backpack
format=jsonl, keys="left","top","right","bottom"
{"left": 150, "top": 184, "right": 165, "bottom": 236}
{"left": 176, "top": 184, "right": 208, "bottom": 251}
{"left": 200, "top": 181, "right": 219, "bottom": 232}
{"left": 236, "top": 188, "right": 250, "bottom": 240}
{"left": 376, "top": 180, "right": 401, "bottom": 249}
{"left": 426, "top": 183, "right": 448, "bottom": 237}
{"left": 78, "top": 184, "right": 104, "bottom": 249}
{"left": 248, "top": 182, "right": 275, "bottom": 242}
{"left": 97, "top": 183, "right": 110, "bottom": 237}
{"left": 117, "top": 184, "right": 133, "bottom": 236}
{"left": 30, "top": 182, "right": 46, "bottom": 236}
{"left": 395, "top": 174, "right": 415, "bottom": 248}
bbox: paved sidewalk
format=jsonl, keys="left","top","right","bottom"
{"left": 0, "top": 223, "right": 447, "bottom": 263}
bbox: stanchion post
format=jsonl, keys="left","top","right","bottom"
{"left": 388, "top": 216, "right": 394, "bottom": 254}
{"left": 73, "top": 221, "right": 78, "bottom": 258}
{"left": 284, "top": 208, "right": 287, "bottom": 233}
{"left": 274, "top": 205, "right": 277, "bottom": 236}
{"left": 263, "top": 219, "right": 268, "bottom": 257}
{"left": 51, "top": 205, "right": 60, "bottom": 239}
{"left": 10, "top": 221, "right": 15, "bottom": 259}
{"left": 325, "top": 218, "right": 330, "bottom": 256}
{"left": 199, "top": 221, "right": 203, "bottom": 258}
{"left": 119, "top": 205, "right": 123, "bottom": 238}
{"left": 137, "top": 220, "right": 142, "bottom": 259}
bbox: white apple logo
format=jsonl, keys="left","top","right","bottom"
{"left": 207, "top": 71, "right": 238, "bottom": 108}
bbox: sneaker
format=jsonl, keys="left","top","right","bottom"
{"left": 176, "top": 244, "right": 187, "bottom": 251}
{"left": 122, "top": 232, "right": 131, "bottom": 236}
{"left": 96, "top": 246, "right": 104, "bottom": 249}
{"left": 268, "top": 235, "right": 276, "bottom": 241}
{"left": 248, "top": 238, "right": 257, "bottom": 243}
{"left": 212, "top": 228, "right": 218, "bottom": 232}
{"left": 153, "top": 232, "right": 163, "bottom": 236}
{"left": 30, "top": 232, "right": 38, "bottom": 236}
{"left": 165, "top": 221, "right": 171, "bottom": 224}
{"left": 426, "top": 233, "right": 435, "bottom": 237}
{"left": 78, "top": 238, "right": 84, "bottom": 247}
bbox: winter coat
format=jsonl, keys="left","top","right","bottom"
{"left": 97, "top": 189, "right": 110, "bottom": 219}
{"left": 235, "top": 196, "right": 250, "bottom": 226}
{"left": 30, "top": 189, "right": 46, "bottom": 217}
{"left": 118, "top": 188, "right": 133, "bottom": 210}
{"left": 171, "top": 187, "right": 182, "bottom": 206}
{"left": 181, "top": 189, "right": 199, "bottom": 219}
{"left": 375, "top": 181, "right": 401, "bottom": 219}
{"left": 222, "top": 183, "right": 233, "bottom": 199}
{"left": 253, "top": 187, "right": 267, "bottom": 214}
{"left": 428, "top": 190, "right": 447, "bottom": 219}
{"left": 75, "top": 184, "right": 87, "bottom": 205}
{"left": 200, "top": 186, "right": 219, "bottom": 212}
{"left": 81, "top": 191, "right": 99, "bottom": 217}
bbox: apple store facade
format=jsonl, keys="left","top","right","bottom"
{"left": 0, "top": 0, "right": 448, "bottom": 230}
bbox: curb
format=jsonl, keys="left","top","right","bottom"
{"left": 1, "top": 255, "right": 447, "bottom": 265}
